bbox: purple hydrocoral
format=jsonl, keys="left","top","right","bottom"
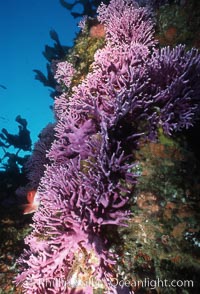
{"left": 146, "top": 45, "right": 200, "bottom": 135}
{"left": 48, "top": 117, "right": 97, "bottom": 161}
{"left": 97, "top": 0, "right": 155, "bottom": 47}
{"left": 25, "top": 123, "right": 56, "bottom": 189}
{"left": 15, "top": 123, "right": 56, "bottom": 200}
{"left": 54, "top": 60, "right": 76, "bottom": 88}
{"left": 48, "top": 121, "right": 135, "bottom": 231}
{"left": 16, "top": 156, "right": 123, "bottom": 293}
{"left": 15, "top": 0, "right": 200, "bottom": 293}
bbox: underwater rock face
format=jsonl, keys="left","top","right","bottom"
{"left": 14, "top": 0, "right": 200, "bottom": 293}
{"left": 116, "top": 140, "right": 200, "bottom": 293}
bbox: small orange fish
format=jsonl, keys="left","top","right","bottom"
{"left": 23, "top": 190, "right": 40, "bottom": 214}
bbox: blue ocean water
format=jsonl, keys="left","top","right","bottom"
{"left": 0, "top": 0, "right": 79, "bottom": 168}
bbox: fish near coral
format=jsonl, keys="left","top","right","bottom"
{"left": 23, "top": 190, "right": 40, "bottom": 214}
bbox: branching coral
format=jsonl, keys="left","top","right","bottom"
{"left": 24, "top": 123, "right": 56, "bottom": 190}
{"left": 146, "top": 45, "right": 200, "bottom": 135}
{"left": 15, "top": 0, "right": 200, "bottom": 293}
{"left": 54, "top": 61, "right": 76, "bottom": 89}
{"left": 97, "top": 0, "right": 155, "bottom": 47}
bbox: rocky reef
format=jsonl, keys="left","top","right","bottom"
{"left": 1, "top": 0, "right": 200, "bottom": 293}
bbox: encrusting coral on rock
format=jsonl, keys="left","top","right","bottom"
{"left": 15, "top": 0, "right": 200, "bottom": 293}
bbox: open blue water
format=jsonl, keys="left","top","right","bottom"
{"left": 0, "top": 0, "right": 79, "bottom": 168}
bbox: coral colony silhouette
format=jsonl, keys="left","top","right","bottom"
{"left": 33, "top": 0, "right": 110, "bottom": 99}
{"left": 59, "top": 0, "right": 110, "bottom": 18}
{"left": 33, "top": 29, "right": 69, "bottom": 98}
{"left": 0, "top": 116, "right": 32, "bottom": 210}
{"left": 0, "top": 115, "right": 32, "bottom": 171}
{"left": 15, "top": 0, "right": 200, "bottom": 293}
{"left": 0, "top": 115, "right": 31, "bottom": 152}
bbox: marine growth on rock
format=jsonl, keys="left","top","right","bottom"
{"left": 15, "top": 0, "right": 200, "bottom": 293}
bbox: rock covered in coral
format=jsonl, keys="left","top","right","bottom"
{"left": 15, "top": 0, "right": 200, "bottom": 293}
{"left": 24, "top": 123, "right": 56, "bottom": 190}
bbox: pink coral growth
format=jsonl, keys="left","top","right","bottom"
{"left": 16, "top": 159, "right": 117, "bottom": 293}
{"left": 97, "top": 0, "right": 156, "bottom": 47}
{"left": 48, "top": 117, "right": 96, "bottom": 161}
{"left": 15, "top": 1, "right": 200, "bottom": 293}
{"left": 146, "top": 45, "right": 200, "bottom": 134}
{"left": 54, "top": 61, "right": 76, "bottom": 88}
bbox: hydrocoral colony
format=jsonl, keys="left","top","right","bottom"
{"left": 15, "top": 0, "right": 200, "bottom": 293}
